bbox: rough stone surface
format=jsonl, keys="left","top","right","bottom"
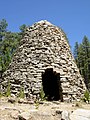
{"left": 0, "top": 20, "right": 86, "bottom": 101}
{"left": 70, "top": 109, "right": 90, "bottom": 120}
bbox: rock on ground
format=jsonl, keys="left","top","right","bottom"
{"left": 70, "top": 109, "right": 90, "bottom": 120}
{"left": 1, "top": 97, "right": 90, "bottom": 120}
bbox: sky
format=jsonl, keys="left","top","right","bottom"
{"left": 0, "top": 0, "right": 90, "bottom": 51}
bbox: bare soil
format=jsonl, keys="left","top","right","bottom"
{"left": 0, "top": 97, "right": 90, "bottom": 120}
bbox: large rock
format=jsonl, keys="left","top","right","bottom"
{"left": 70, "top": 109, "right": 90, "bottom": 120}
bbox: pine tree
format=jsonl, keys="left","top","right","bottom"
{"left": 74, "top": 36, "right": 90, "bottom": 90}
{"left": 0, "top": 19, "right": 8, "bottom": 41}
{"left": 73, "top": 42, "right": 79, "bottom": 66}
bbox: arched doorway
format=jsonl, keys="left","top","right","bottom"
{"left": 42, "top": 68, "right": 63, "bottom": 101}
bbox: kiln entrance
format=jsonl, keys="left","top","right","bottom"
{"left": 42, "top": 68, "right": 63, "bottom": 101}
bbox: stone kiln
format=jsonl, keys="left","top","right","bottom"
{"left": 1, "top": 20, "right": 86, "bottom": 101}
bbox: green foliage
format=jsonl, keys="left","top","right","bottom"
{"left": 0, "top": 32, "right": 20, "bottom": 72}
{"left": 0, "top": 19, "right": 23, "bottom": 77}
{"left": 19, "top": 24, "right": 26, "bottom": 33}
{"left": 0, "top": 19, "right": 8, "bottom": 32}
{"left": 19, "top": 24, "right": 27, "bottom": 38}
{"left": 73, "top": 36, "right": 90, "bottom": 90}
{"left": 0, "top": 19, "right": 8, "bottom": 41}
{"left": 40, "top": 86, "right": 45, "bottom": 100}
{"left": 35, "top": 101, "right": 39, "bottom": 109}
{"left": 73, "top": 42, "right": 79, "bottom": 60}
{"left": 19, "top": 87, "right": 25, "bottom": 98}
{"left": 6, "top": 80, "right": 11, "bottom": 97}
{"left": 82, "top": 90, "right": 90, "bottom": 103}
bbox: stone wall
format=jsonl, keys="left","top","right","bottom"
{"left": 1, "top": 20, "right": 86, "bottom": 101}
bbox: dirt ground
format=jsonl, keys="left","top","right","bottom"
{"left": 0, "top": 97, "right": 90, "bottom": 120}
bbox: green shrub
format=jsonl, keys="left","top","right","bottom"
{"left": 82, "top": 89, "right": 90, "bottom": 103}
{"left": 19, "top": 86, "right": 25, "bottom": 98}
{"left": 6, "top": 80, "right": 11, "bottom": 97}
{"left": 35, "top": 100, "right": 39, "bottom": 109}
{"left": 40, "top": 86, "right": 45, "bottom": 100}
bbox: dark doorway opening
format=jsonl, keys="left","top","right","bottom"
{"left": 42, "top": 68, "right": 63, "bottom": 101}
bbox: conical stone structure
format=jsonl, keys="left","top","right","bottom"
{"left": 1, "top": 20, "right": 86, "bottom": 101}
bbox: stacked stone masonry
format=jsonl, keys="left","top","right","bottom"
{"left": 1, "top": 20, "right": 86, "bottom": 101}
